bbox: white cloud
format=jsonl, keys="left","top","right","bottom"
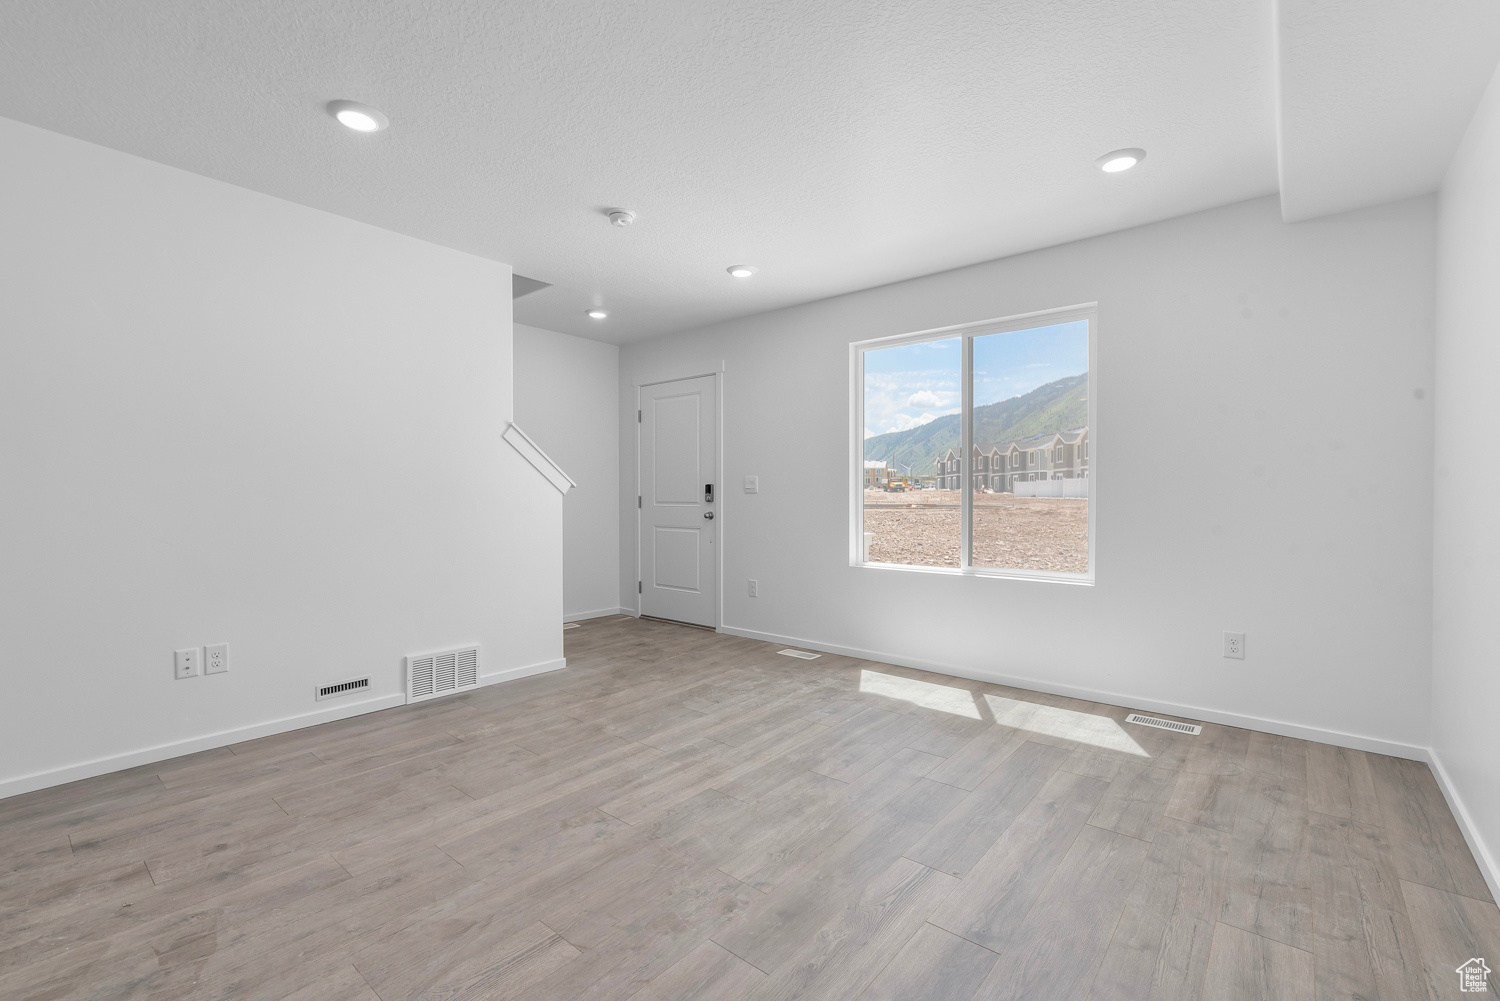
{"left": 864, "top": 372, "right": 959, "bottom": 441}
{"left": 884, "top": 407, "right": 957, "bottom": 434}
{"left": 864, "top": 427, "right": 876, "bottom": 439}
{"left": 886, "top": 413, "right": 936, "bottom": 433}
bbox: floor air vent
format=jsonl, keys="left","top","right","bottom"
{"left": 777, "top": 648, "right": 821, "bottom": 660}
{"left": 1125, "top": 713, "right": 1202, "bottom": 735}
{"left": 316, "top": 677, "right": 370, "bottom": 701}
{"left": 406, "top": 645, "right": 481, "bottom": 704}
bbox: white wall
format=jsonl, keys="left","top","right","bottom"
{"left": 514, "top": 324, "right": 622, "bottom": 619}
{"left": 0, "top": 117, "right": 562, "bottom": 798}
{"left": 620, "top": 195, "right": 1436, "bottom": 754}
{"left": 1433, "top": 63, "right": 1500, "bottom": 896}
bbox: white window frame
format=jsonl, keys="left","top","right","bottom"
{"left": 850, "top": 302, "right": 1097, "bottom": 584}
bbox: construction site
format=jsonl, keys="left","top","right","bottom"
{"left": 862, "top": 489, "right": 1089, "bottom": 573}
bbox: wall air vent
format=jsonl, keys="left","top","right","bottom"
{"left": 777, "top": 649, "right": 821, "bottom": 660}
{"left": 1125, "top": 713, "right": 1202, "bottom": 735}
{"left": 316, "top": 677, "right": 371, "bottom": 701}
{"left": 406, "top": 645, "right": 481, "bottom": 704}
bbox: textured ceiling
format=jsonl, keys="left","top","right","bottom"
{"left": 0, "top": 2, "right": 1491, "bottom": 344}
{"left": 1275, "top": 0, "right": 1500, "bottom": 222}
{"left": 0, "top": 0, "right": 1279, "bottom": 343}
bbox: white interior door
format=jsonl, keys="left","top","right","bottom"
{"left": 639, "top": 375, "right": 717, "bottom": 627}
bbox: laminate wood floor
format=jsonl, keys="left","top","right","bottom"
{"left": 3, "top": 616, "right": 1495, "bottom": 1000}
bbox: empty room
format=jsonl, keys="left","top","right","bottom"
{"left": 3, "top": 1, "right": 1499, "bottom": 999}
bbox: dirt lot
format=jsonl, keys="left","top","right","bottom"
{"left": 863, "top": 490, "right": 1088, "bottom": 572}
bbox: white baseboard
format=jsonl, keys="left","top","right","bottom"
{"left": 0, "top": 692, "right": 407, "bottom": 802}
{"left": 478, "top": 657, "right": 567, "bottom": 687}
{"left": 719, "top": 623, "right": 1428, "bottom": 762}
{"left": 1424, "top": 748, "right": 1500, "bottom": 903}
{"left": 733, "top": 619, "right": 1500, "bottom": 895}
{"left": 564, "top": 607, "right": 632, "bottom": 623}
{"left": 0, "top": 656, "right": 570, "bottom": 803}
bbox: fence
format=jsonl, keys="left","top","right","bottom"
{"left": 1013, "top": 478, "right": 1087, "bottom": 498}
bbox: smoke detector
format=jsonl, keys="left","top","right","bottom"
{"left": 607, "top": 209, "right": 636, "bottom": 228}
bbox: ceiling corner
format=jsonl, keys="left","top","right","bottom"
{"left": 1274, "top": 0, "right": 1500, "bottom": 223}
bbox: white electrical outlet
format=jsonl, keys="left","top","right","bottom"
{"left": 1224, "top": 631, "right": 1245, "bottom": 659}
{"left": 174, "top": 647, "right": 201, "bottom": 679}
{"left": 204, "top": 642, "right": 229, "bottom": 675}
{"left": 744, "top": 476, "right": 759, "bottom": 493}
{"left": 748, "top": 579, "right": 758, "bottom": 597}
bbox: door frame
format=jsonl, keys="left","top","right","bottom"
{"left": 634, "top": 368, "right": 725, "bottom": 629}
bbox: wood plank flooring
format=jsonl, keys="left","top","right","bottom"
{"left": 1, "top": 615, "right": 1494, "bottom": 1000}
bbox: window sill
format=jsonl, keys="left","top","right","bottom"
{"left": 853, "top": 560, "right": 1094, "bottom": 586}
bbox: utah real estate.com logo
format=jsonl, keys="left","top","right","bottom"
{"left": 1457, "top": 957, "right": 1490, "bottom": 993}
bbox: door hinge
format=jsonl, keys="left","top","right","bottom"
{"left": 637, "top": 409, "right": 642, "bottom": 423}
{"left": 638, "top": 581, "right": 643, "bottom": 593}
{"left": 638, "top": 496, "right": 642, "bottom": 508}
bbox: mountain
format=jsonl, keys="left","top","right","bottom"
{"left": 864, "top": 374, "right": 1087, "bottom": 479}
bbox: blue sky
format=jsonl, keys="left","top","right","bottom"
{"left": 863, "top": 320, "right": 1088, "bottom": 438}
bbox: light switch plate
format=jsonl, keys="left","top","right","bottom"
{"left": 744, "top": 476, "right": 759, "bottom": 493}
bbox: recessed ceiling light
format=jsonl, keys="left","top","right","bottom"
{"left": 727, "top": 265, "right": 758, "bottom": 278}
{"left": 1096, "top": 148, "right": 1145, "bottom": 173}
{"left": 327, "top": 100, "right": 389, "bottom": 133}
{"left": 587, "top": 309, "right": 608, "bottom": 319}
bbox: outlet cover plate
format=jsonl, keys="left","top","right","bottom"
{"left": 1224, "top": 631, "right": 1245, "bottom": 659}
{"left": 204, "top": 642, "right": 229, "bottom": 675}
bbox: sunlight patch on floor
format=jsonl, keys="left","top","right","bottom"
{"left": 983, "top": 694, "right": 1148, "bottom": 756}
{"left": 859, "top": 670, "right": 982, "bottom": 719}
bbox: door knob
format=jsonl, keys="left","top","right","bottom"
{"left": 704, "top": 511, "right": 714, "bottom": 520}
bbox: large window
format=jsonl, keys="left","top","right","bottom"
{"left": 853, "top": 305, "right": 1094, "bottom": 582}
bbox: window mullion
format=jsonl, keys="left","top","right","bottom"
{"left": 961, "top": 334, "right": 973, "bottom": 568}
{"left": 854, "top": 348, "right": 864, "bottom": 564}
